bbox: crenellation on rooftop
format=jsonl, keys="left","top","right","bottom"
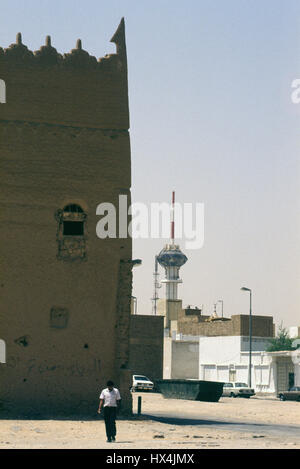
{"left": 0, "top": 18, "right": 126, "bottom": 71}
{"left": 0, "top": 19, "right": 129, "bottom": 130}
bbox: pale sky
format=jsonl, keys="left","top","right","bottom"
{"left": 1, "top": 0, "right": 299, "bottom": 328}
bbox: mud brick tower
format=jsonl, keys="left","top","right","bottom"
{"left": 0, "top": 19, "right": 133, "bottom": 415}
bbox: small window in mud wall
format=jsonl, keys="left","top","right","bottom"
{"left": 55, "top": 204, "right": 87, "bottom": 261}
{"left": 63, "top": 204, "right": 85, "bottom": 236}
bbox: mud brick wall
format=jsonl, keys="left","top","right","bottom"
{"left": 129, "top": 315, "right": 164, "bottom": 382}
{"left": 0, "top": 20, "right": 133, "bottom": 415}
{"left": 178, "top": 314, "right": 275, "bottom": 338}
{"left": 238, "top": 315, "right": 274, "bottom": 338}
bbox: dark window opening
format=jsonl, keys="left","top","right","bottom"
{"left": 63, "top": 221, "right": 84, "bottom": 236}
{"left": 289, "top": 372, "right": 295, "bottom": 390}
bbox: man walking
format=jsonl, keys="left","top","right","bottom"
{"left": 98, "top": 380, "right": 121, "bottom": 442}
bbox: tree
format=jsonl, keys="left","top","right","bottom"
{"left": 266, "top": 325, "right": 294, "bottom": 352}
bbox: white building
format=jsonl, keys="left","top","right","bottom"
{"left": 289, "top": 326, "right": 300, "bottom": 339}
{"left": 199, "top": 336, "right": 275, "bottom": 392}
{"left": 163, "top": 334, "right": 300, "bottom": 394}
{"left": 199, "top": 336, "right": 300, "bottom": 393}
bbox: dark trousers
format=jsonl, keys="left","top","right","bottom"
{"left": 104, "top": 406, "right": 117, "bottom": 439}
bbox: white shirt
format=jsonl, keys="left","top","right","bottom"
{"left": 100, "top": 387, "right": 121, "bottom": 407}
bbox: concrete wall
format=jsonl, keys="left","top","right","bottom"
{"left": 292, "top": 351, "right": 300, "bottom": 386}
{"left": 289, "top": 326, "right": 300, "bottom": 339}
{"left": 163, "top": 338, "right": 199, "bottom": 380}
{"left": 0, "top": 21, "right": 133, "bottom": 415}
{"left": 199, "top": 359, "right": 277, "bottom": 392}
{"left": 171, "top": 341, "right": 199, "bottom": 379}
{"left": 163, "top": 338, "right": 172, "bottom": 379}
{"left": 129, "top": 315, "right": 164, "bottom": 382}
{"left": 157, "top": 299, "right": 182, "bottom": 330}
{"left": 199, "top": 336, "right": 242, "bottom": 366}
{"left": 240, "top": 337, "right": 272, "bottom": 352}
{"left": 199, "top": 335, "right": 273, "bottom": 363}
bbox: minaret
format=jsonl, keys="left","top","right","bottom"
{"left": 157, "top": 192, "right": 188, "bottom": 300}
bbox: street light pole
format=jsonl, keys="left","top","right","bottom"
{"left": 241, "top": 287, "right": 252, "bottom": 388}
{"left": 218, "top": 299, "right": 224, "bottom": 318}
{"left": 249, "top": 290, "right": 252, "bottom": 388}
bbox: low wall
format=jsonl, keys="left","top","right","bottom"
{"left": 156, "top": 379, "right": 224, "bottom": 402}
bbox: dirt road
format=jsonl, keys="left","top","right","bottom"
{"left": 0, "top": 393, "right": 299, "bottom": 449}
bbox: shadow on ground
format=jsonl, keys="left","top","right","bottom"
{"left": 143, "top": 414, "right": 267, "bottom": 428}
{"left": 143, "top": 413, "right": 300, "bottom": 438}
{"left": 0, "top": 411, "right": 147, "bottom": 421}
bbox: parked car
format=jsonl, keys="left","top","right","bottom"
{"left": 131, "top": 375, "right": 154, "bottom": 392}
{"left": 222, "top": 382, "right": 255, "bottom": 398}
{"left": 278, "top": 386, "right": 300, "bottom": 401}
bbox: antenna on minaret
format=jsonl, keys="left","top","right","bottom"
{"left": 151, "top": 255, "right": 161, "bottom": 315}
{"left": 171, "top": 191, "right": 175, "bottom": 245}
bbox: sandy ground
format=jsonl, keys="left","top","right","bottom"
{"left": 0, "top": 393, "right": 299, "bottom": 449}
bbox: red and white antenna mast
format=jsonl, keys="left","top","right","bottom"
{"left": 157, "top": 191, "right": 188, "bottom": 301}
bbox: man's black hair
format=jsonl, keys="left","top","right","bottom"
{"left": 107, "top": 380, "right": 114, "bottom": 387}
